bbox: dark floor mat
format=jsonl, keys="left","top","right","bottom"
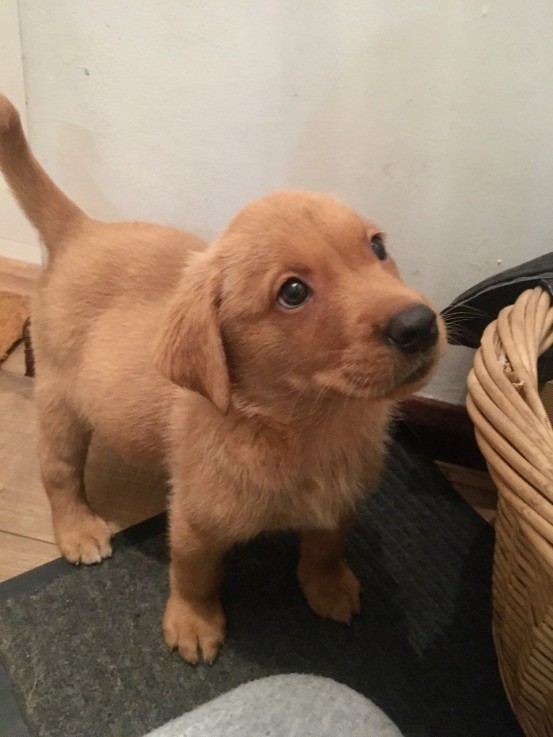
{"left": 0, "top": 435, "right": 522, "bottom": 737}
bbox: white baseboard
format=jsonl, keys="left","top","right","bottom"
{"left": 0, "top": 238, "right": 42, "bottom": 265}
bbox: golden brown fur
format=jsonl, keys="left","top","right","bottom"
{"left": 0, "top": 94, "right": 446, "bottom": 664}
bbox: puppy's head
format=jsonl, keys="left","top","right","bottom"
{"left": 155, "top": 192, "right": 446, "bottom": 414}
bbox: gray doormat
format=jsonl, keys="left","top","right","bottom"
{"left": 0, "top": 433, "right": 522, "bottom": 737}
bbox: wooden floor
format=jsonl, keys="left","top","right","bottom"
{"left": 0, "top": 254, "right": 41, "bottom": 296}
{"left": 0, "top": 255, "right": 497, "bottom": 583}
{"left": 438, "top": 461, "right": 497, "bottom": 525}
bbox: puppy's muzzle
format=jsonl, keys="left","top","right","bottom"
{"left": 385, "top": 304, "right": 438, "bottom": 355}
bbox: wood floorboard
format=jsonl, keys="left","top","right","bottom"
{"left": 0, "top": 531, "right": 58, "bottom": 582}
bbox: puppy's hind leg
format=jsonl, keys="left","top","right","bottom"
{"left": 37, "top": 388, "right": 113, "bottom": 565}
{"left": 297, "top": 518, "right": 361, "bottom": 624}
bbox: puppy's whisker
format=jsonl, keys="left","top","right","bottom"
{"left": 442, "top": 313, "right": 483, "bottom": 326}
{"left": 443, "top": 324, "right": 480, "bottom": 345}
{"left": 442, "top": 305, "right": 489, "bottom": 321}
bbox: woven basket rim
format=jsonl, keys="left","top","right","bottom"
{"left": 467, "top": 287, "right": 553, "bottom": 556}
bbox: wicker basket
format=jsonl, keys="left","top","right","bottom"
{"left": 466, "top": 286, "right": 553, "bottom": 736}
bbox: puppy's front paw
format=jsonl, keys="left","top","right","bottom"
{"left": 163, "top": 594, "right": 226, "bottom": 665}
{"left": 54, "top": 511, "right": 114, "bottom": 565}
{"left": 298, "top": 560, "right": 361, "bottom": 624}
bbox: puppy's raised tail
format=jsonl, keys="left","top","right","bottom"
{"left": 0, "top": 94, "right": 86, "bottom": 255}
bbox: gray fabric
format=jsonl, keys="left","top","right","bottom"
{"left": 145, "top": 675, "right": 403, "bottom": 737}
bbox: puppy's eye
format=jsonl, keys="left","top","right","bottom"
{"left": 277, "top": 278, "right": 312, "bottom": 309}
{"left": 371, "top": 235, "right": 387, "bottom": 261}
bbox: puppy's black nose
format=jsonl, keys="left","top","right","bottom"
{"left": 385, "top": 304, "right": 438, "bottom": 354}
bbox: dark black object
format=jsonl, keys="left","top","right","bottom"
{"left": 442, "top": 253, "right": 553, "bottom": 381}
{"left": 0, "top": 434, "right": 521, "bottom": 737}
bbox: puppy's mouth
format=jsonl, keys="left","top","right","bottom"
{"left": 335, "top": 351, "right": 438, "bottom": 399}
{"left": 397, "top": 355, "right": 436, "bottom": 387}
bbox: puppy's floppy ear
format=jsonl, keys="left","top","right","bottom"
{"left": 154, "top": 252, "right": 230, "bottom": 414}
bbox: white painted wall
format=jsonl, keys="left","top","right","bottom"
{"left": 4, "top": 0, "right": 553, "bottom": 401}
{"left": 0, "top": 0, "right": 41, "bottom": 263}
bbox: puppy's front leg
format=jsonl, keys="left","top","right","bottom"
{"left": 297, "top": 518, "right": 361, "bottom": 624}
{"left": 164, "top": 517, "right": 228, "bottom": 665}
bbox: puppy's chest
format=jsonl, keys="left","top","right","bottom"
{"left": 230, "top": 417, "right": 388, "bottom": 531}
{"left": 285, "top": 436, "right": 383, "bottom": 528}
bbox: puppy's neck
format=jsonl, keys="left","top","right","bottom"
{"left": 229, "top": 384, "right": 393, "bottom": 438}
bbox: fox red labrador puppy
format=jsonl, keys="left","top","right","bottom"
{"left": 0, "top": 94, "right": 445, "bottom": 663}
